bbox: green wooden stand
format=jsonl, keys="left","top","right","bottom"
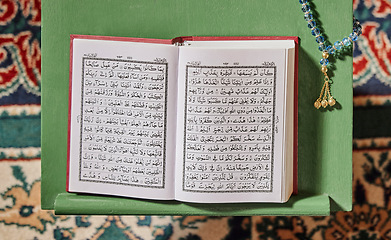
{"left": 41, "top": 0, "right": 353, "bottom": 215}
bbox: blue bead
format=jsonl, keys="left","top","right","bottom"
{"left": 349, "top": 32, "right": 358, "bottom": 41}
{"left": 320, "top": 58, "right": 329, "bottom": 66}
{"left": 308, "top": 20, "right": 316, "bottom": 29}
{"left": 311, "top": 28, "right": 320, "bottom": 36}
{"left": 304, "top": 13, "right": 313, "bottom": 21}
{"left": 318, "top": 44, "right": 326, "bottom": 51}
{"left": 326, "top": 45, "right": 335, "bottom": 55}
{"left": 299, "top": 0, "right": 308, "bottom": 3}
{"left": 301, "top": 4, "right": 310, "bottom": 12}
{"left": 316, "top": 36, "right": 324, "bottom": 43}
{"left": 334, "top": 41, "right": 343, "bottom": 50}
{"left": 342, "top": 37, "right": 351, "bottom": 46}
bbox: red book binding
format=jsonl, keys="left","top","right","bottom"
{"left": 67, "top": 35, "right": 299, "bottom": 199}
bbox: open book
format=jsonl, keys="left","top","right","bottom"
{"left": 67, "top": 35, "right": 298, "bottom": 203}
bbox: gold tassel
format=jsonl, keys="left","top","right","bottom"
{"left": 314, "top": 75, "right": 335, "bottom": 109}
{"left": 314, "top": 52, "right": 336, "bottom": 109}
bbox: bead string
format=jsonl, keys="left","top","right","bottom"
{"left": 299, "top": 0, "right": 362, "bottom": 109}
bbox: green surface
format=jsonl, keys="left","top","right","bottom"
{"left": 42, "top": 0, "right": 353, "bottom": 215}
{"left": 55, "top": 193, "right": 330, "bottom": 216}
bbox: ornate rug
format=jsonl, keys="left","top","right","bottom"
{"left": 1, "top": 0, "right": 391, "bottom": 239}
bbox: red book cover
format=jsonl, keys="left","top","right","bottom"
{"left": 67, "top": 35, "right": 299, "bottom": 197}
{"left": 67, "top": 35, "right": 173, "bottom": 191}
{"left": 172, "top": 35, "right": 299, "bottom": 194}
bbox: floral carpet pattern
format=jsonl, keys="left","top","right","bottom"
{"left": 0, "top": 0, "right": 391, "bottom": 239}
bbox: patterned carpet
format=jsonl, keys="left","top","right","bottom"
{"left": 1, "top": 0, "right": 391, "bottom": 239}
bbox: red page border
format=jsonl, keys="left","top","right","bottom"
{"left": 67, "top": 35, "right": 171, "bottom": 191}
{"left": 67, "top": 35, "right": 299, "bottom": 195}
{"left": 174, "top": 36, "right": 299, "bottom": 194}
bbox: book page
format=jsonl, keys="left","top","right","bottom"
{"left": 68, "top": 37, "right": 178, "bottom": 200}
{"left": 175, "top": 45, "right": 290, "bottom": 203}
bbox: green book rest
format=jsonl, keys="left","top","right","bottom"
{"left": 41, "top": 0, "right": 353, "bottom": 215}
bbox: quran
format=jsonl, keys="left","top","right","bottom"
{"left": 67, "top": 35, "right": 298, "bottom": 203}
